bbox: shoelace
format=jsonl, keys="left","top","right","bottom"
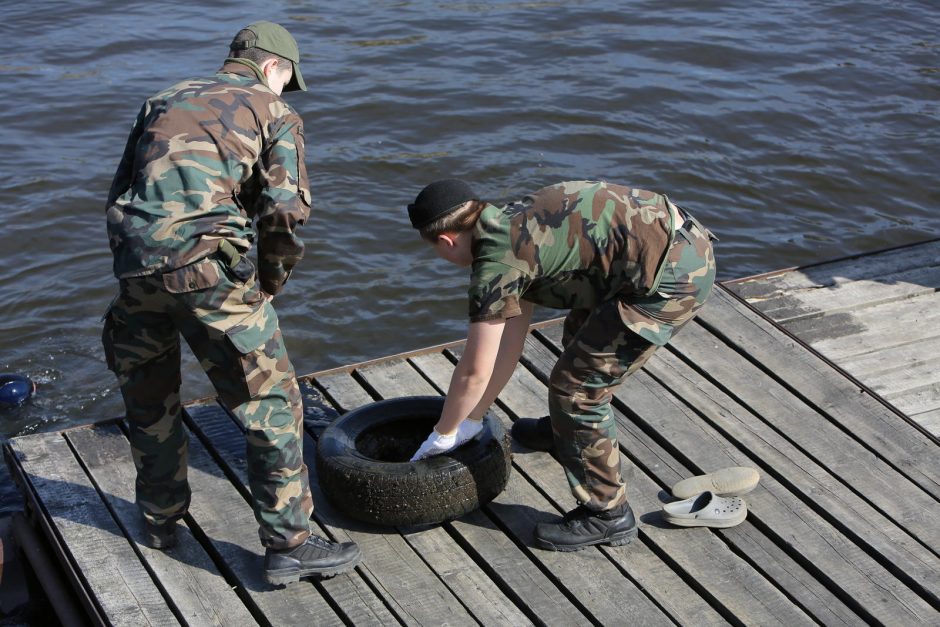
{"left": 561, "top": 505, "right": 595, "bottom": 529}
{"left": 306, "top": 535, "right": 336, "bottom": 549}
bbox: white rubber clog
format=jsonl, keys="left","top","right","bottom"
{"left": 662, "top": 491, "right": 748, "bottom": 528}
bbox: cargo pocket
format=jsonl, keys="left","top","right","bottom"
{"left": 163, "top": 257, "right": 222, "bottom": 293}
{"left": 218, "top": 301, "right": 282, "bottom": 406}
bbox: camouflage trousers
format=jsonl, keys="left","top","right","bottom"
{"left": 548, "top": 213, "right": 716, "bottom": 511}
{"left": 102, "top": 254, "right": 313, "bottom": 549}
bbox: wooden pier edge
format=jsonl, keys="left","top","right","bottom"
{"left": 713, "top": 286, "right": 940, "bottom": 446}
{"left": 4, "top": 240, "right": 939, "bottom": 625}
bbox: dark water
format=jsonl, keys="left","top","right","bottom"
{"left": 1, "top": 0, "right": 938, "bottom": 513}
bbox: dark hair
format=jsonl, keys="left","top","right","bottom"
{"left": 229, "top": 29, "right": 291, "bottom": 68}
{"left": 419, "top": 200, "right": 487, "bottom": 242}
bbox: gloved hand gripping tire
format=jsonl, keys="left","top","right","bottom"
{"left": 410, "top": 418, "right": 484, "bottom": 461}
{"left": 410, "top": 429, "right": 457, "bottom": 461}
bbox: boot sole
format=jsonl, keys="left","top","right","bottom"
{"left": 663, "top": 509, "right": 747, "bottom": 528}
{"left": 535, "top": 525, "right": 638, "bottom": 552}
{"left": 264, "top": 554, "right": 362, "bottom": 586}
{"left": 671, "top": 467, "right": 760, "bottom": 499}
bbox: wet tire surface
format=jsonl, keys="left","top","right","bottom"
{"left": 316, "top": 396, "right": 512, "bottom": 526}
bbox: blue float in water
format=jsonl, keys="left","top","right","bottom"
{"left": 0, "top": 374, "right": 35, "bottom": 409}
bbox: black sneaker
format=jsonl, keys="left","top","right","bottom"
{"left": 264, "top": 534, "right": 362, "bottom": 585}
{"left": 534, "top": 502, "right": 638, "bottom": 552}
{"left": 144, "top": 519, "right": 178, "bottom": 550}
{"left": 511, "top": 416, "right": 554, "bottom": 451}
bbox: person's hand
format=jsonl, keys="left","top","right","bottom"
{"left": 454, "top": 418, "right": 483, "bottom": 446}
{"left": 410, "top": 429, "right": 457, "bottom": 462}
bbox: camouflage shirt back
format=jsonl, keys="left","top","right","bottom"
{"left": 106, "top": 60, "right": 311, "bottom": 295}
{"left": 468, "top": 180, "right": 676, "bottom": 322}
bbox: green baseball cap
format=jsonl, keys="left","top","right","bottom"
{"left": 232, "top": 21, "right": 306, "bottom": 92}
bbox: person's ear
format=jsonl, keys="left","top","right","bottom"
{"left": 437, "top": 233, "right": 457, "bottom": 247}
{"left": 260, "top": 58, "right": 279, "bottom": 78}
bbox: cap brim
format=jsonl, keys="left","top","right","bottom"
{"left": 284, "top": 61, "right": 306, "bottom": 92}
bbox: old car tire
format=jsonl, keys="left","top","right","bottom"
{"left": 316, "top": 396, "right": 512, "bottom": 526}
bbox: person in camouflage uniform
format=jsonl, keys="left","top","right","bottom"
{"left": 101, "top": 21, "right": 360, "bottom": 585}
{"left": 407, "top": 179, "right": 716, "bottom": 551}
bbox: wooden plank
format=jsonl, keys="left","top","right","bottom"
{"left": 871, "top": 359, "right": 940, "bottom": 399}
{"left": 356, "top": 358, "right": 674, "bottom": 625}
{"left": 731, "top": 239, "right": 940, "bottom": 289}
{"left": 668, "top": 314, "right": 940, "bottom": 551}
{"left": 916, "top": 408, "right": 940, "bottom": 435}
{"left": 172, "top": 405, "right": 345, "bottom": 626}
{"left": 65, "top": 424, "right": 258, "bottom": 627}
{"left": 371, "top": 359, "right": 593, "bottom": 626}
{"left": 8, "top": 432, "right": 181, "bottom": 626}
{"left": 316, "top": 370, "right": 376, "bottom": 412}
{"left": 411, "top": 351, "right": 729, "bottom": 626}
{"left": 299, "top": 378, "right": 341, "bottom": 437}
{"left": 304, "top": 454, "right": 477, "bottom": 627}
{"left": 517, "top": 333, "right": 840, "bottom": 625}
{"left": 535, "top": 326, "right": 940, "bottom": 623}
{"left": 696, "top": 287, "right": 940, "bottom": 497}
{"left": 732, "top": 263, "right": 940, "bottom": 324}
{"left": 785, "top": 290, "right": 940, "bottom": 358}
{"left": 444, "top": 507, "right": 592, "bottom": 626}
{"left": 182, "top": 402, "right": 428, "bottom": 627}
{"left": 301, "top": 374, "right": 507, "bottom": 627}
{"left": 837, "top": 334, "right": 940, "bottom": 380}
{"left": 728, "top": 239, "right": 940, "bottom": 310}
{"left": 887, "top": 382, "right": 940, "bottom": 419}
{"left": 639, "top": 347, "right": 940, "bottom": 611}
{"left": 353, "top": 358, "right": 555, "bottom": 626}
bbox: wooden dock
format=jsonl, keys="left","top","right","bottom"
{"left": 725, "top": 238, "right": 940, "bottom": 436}
{"left": 6, "top": 250, "right": 940, "bottom": 625}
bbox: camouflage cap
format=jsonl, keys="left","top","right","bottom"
{"left": 232, "top": 21, "right": 306, "bottom": 92}
{"left": 407, "top": 179, "right": 478, "bottom": 229}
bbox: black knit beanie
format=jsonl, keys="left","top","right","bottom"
{"left": 407, "top": 179, "right": 478, "bottom": 229}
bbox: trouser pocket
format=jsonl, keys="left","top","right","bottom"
{"left": 206, "top": 301, "right": 286, "bottom": 408}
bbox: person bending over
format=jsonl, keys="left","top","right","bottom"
{"left": 406, "top": 179, "right": 716, "bottom": 551}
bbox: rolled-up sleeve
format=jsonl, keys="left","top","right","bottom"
{"left": 256, "top": 112, "right": 311, "bottom": 295}
{"left": 468, "top": 260, "right": 529, "bottom": 322}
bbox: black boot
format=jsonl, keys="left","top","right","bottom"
{"left": 144, "top": 519, "right": 178, "bottom": 550}
{"left": 534, "top": 502, "right": 638, "bottom": 552}
{"left": 511, "top": 415, "right": 554, "bottom": 451}
{"left": 264, "top": 534, "right": 362, "bottom": 585}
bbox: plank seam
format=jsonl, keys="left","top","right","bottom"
{"left": 518, "top": 332, "right": 760, "bottom": 625}
{"left": 191, "top": 402, "right": 403, "bottom": 627}
{"left": 774, "top": 284, "right": 940, "bottom": 325}
{"left": 689, "top": 314, "right": 940, "bottom": 491}
{"left": 115, "top": 417, "right": 274, "bottom": 626}
{"left": 59, "top": 427, "right": 189, "bottom": 627}
{"left": 650, "top": 348, "right": 940, "bottom": 607}
{"left": 530, "top": 328, "right": 933, "bottom": 621}
{"left": 408, "top": 352, "right": 617, "bottom": 626}
{"left": 303, "top": 377, "right": 435, "bottom": 626}
{"left": 354, "top": 357, "right": 570, "bottom": 626}
{"left": 721, "top": 236, "right": 940, "bottom": 286}
{"left": 4, "top": 440, "right": 110, "bottom": 627}
{"left": 710, "top": 287, "right": 940, "bottom": 449}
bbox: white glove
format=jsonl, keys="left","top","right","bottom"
{"left": 410, "top": 429, "right": 457, "bottom": 462}
{"left": 454, "top": 418, "right": 483, "bottom": 446}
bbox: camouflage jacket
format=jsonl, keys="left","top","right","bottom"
{"left": 468, "top": 180, "right": 677, "bottom": 322}
{"left": 105, "top": 59, "right": 311, "bottom": 295}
